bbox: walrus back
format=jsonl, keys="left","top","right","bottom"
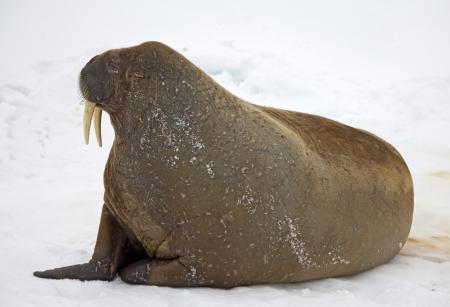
{"left": 256, "top": 104, "right": 414, "bottom": 276}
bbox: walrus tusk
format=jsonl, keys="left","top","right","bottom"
{"left": 83, "top": 101, "right": 95, "bottom": 145}
{"left": 83, "top": 101, "right": 102, "bottom": 146}
{"left": 93, "top": 107, "right": 102, "bottom": 147}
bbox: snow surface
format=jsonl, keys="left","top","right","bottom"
{"left": 1, "top": 0, "right": 450, "bottom": 306}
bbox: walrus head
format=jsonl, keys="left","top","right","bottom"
{"left": 79, "top": 51, "right": 121, "bottom": 147}
{"left": 79, "top": 42, "right": 171, "bottom": 147}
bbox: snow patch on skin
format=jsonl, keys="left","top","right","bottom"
{"left": 182, "top": 79, "right": 194, "bottom": 90}
{"left": 205, "top": 161, "right": 215, "bottom": 178}
{"left": 278, "top": 216, "right": 316, "bottom": 267}
{"left": 175, "top": 116, "right": 189, "bottom": 128}
{"left": 189, "top": 266, "right": 197, "bottom": 278}
{"left": 149, "top": 108, "right": 206, "bottom": 168}
{"left": 193, "top": 141, "right": 205, "bottom": 150}
{"left": 237, "top": 185, "right": 257, "bottom": 214}
{"left": 331, "top": 255, "right": 351, "bottom": 265}
{"left": 167, "top": 155, "right": 179, "bottom": 168}
{"left": 174, "top": 114, "right": 206, "bottom": 151}
{"left": 324, "top": 244, "right": 351, "bottom": 266}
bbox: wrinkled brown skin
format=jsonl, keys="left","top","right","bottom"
{"left": 34, "top": 42, "right": 414, "bottom": 287}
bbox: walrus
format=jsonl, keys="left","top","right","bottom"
{"left": 34, "top": 41, "right": 414, "bottom": 287}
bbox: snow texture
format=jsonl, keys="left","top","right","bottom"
{"left": 1, "top": 0, "right": 449, "bottom": 306}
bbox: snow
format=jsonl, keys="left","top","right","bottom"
{"left": 1, "top": 0, "right": 449, "bottom": 306}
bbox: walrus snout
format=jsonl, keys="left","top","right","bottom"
{"left": 79, "top": 56, "right": 113, "bottom": 103}
{"left": 79, "top": 56, "right": 114, "bottom": 147}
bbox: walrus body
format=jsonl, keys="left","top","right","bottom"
{"left": 34, "top": 42, "right": 413, "bottom": 287}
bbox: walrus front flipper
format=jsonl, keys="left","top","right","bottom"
{"left": 34, "top": 205, "right": 134, "bottom": 281}
{"left": 118, "top": 258, "right": 193, "bottom": 287}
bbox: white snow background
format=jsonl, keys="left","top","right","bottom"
{"left": 1, "top": 0, "right": 449, "bottom": 306}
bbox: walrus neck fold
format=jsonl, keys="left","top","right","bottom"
{"left": 109, "top": 109, "right": 143, "bottom": 145}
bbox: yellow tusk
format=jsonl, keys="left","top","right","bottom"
{"left": 83, "top": 101, "right": 96, "bottom": 145}
{"left": 94, "top": 107, "right": 102, "bottom": 147}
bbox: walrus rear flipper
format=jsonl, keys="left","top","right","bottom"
{"left": 119, "top": 258, "right": 194, "bottom": 287}
{"left": 34, "top": 205, "right": 137, "bottom": 281}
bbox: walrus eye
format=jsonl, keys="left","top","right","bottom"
{"left": 106, "top": 60, "right": 119, "bottom": 74}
